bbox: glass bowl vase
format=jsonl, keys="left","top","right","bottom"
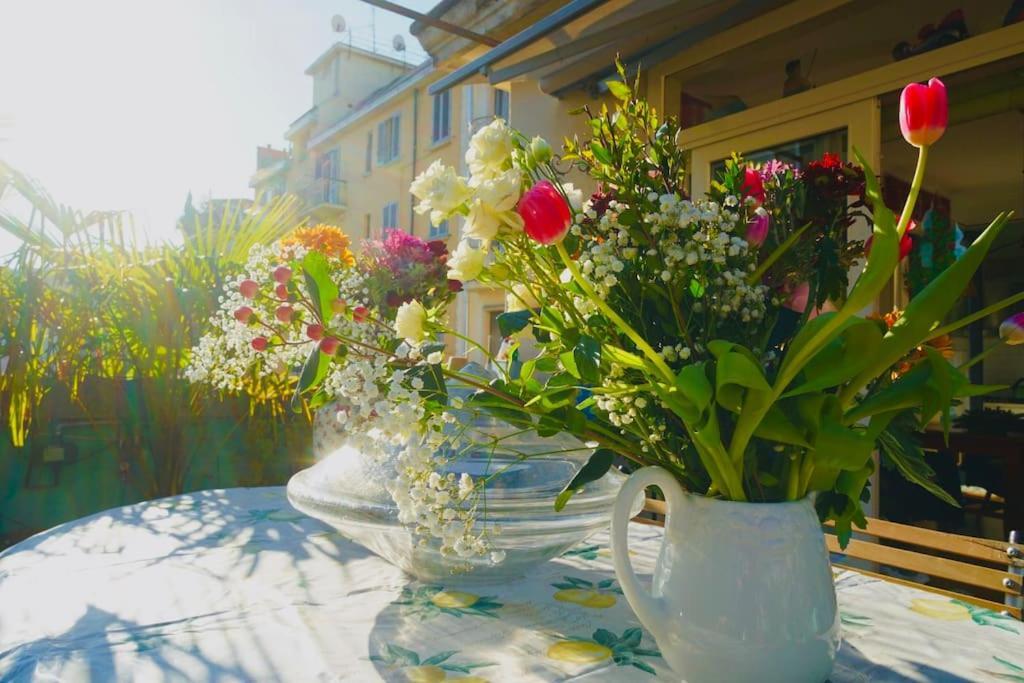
{"left": 287, "top": 406, "right": 633, "bottom": 583}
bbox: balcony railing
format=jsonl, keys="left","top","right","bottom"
{"left": 301, "top": 178, "right": 346, "bottom": 209}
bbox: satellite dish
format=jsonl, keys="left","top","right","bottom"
{"left": 392, "top": 35, "right": 406, "bottom": 52}
{"left": 331, "top": 15, "right": 347, "bottom": 33}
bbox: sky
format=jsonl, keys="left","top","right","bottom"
{"left": 0, "top": 0, "right": 436, "bottom": 255}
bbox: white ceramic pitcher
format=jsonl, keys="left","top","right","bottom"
{"left": 611, "top": 466, "right": 840, "bottom": 682}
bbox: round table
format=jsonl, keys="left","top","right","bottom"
{"left": 1, "top": 487, "right": 1021, "bottom": 681}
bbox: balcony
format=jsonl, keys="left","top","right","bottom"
{"left": 299, "top": 178, "right": 346, "bottom": 222}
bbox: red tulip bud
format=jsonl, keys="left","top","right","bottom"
{"left": 275, "top": 283, "right": 289, "bottom": 300}
{"left": 234, "top": 306, "right": 254, "bottom": 323}
{"left": 899, "top": 77, "right": 947, "bottom": 148}
{"left": 273, "top": 266, "right": 292, "bottom": 284}
{"left": 740, "top": 167, "right": 765, "bottom": 205}
{"left": 319, "top": 337, "right": 341, "bottom": 355}
{"left": 518, "top": 180, "right": 571, "bottom": 245}
{"left": 865, "top": 229, "right": 914, "bottom": 261}
{"left": 239, "top": 279, "right": 259, "bottom": 299}
{"left": 251, "top": 336, "right": 268, "bottom": 351}
{"left": 306, "top": 324, "right": 324, "bottom": 341}
{"left": 353, "top": 306, "right": 369, "bottom": 323}
{"left": 275, "top": 305, "right": 294, "bottom": 323}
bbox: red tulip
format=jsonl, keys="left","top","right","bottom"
{"left": 273, "top": 266, "right": 292, "bottom": 284}
{"left": 306, "top": 324, "right": 324, "bottom": 341}
{"left": 740, "top": 167, "right": 765, "bottom": 205}
{"left": 239, "top": 279, "right": 259, "bottom": 299}
{"left": 518, "top": 180, "right": 571, "bottom": 245}
{"left": 275, "top": 283, "right": 289, "bottom": 300}
{"left": 899, "top": 77, "right": 947, "bottom": 148}
{"left": 233, "top": 306, "right": 253, "bottom": 323}
{"left": 251, "top": 336, "right": 268, "bottom": 351}
{"left": 319, "top": 337, "right": 341, "bottom": 355}
{"left": 865, "top": 227, "right": 914, "bottom": 261}
{"left": 275, "top": 305, "right": 294, "bottom": 323}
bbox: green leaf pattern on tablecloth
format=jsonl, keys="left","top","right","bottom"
{"left": 547, "top": 627, "right": 661, "bottom": 676}
{"left": 393, "top": 584, "right": 504, "bottom": 620}
{"left": 562, "top": 544, "right": 600, "bottom": 561}
{"left": 370, "top": 643, "right": 494, "bottom": 681}
{"left": 840, "top": 612, "right": 871, "bottom": 629}
{"left": 978, "top": 655, "right": 1024, "bottom": 681}
{"left": 551, "top": 575, "right": 623, "bottom": 609}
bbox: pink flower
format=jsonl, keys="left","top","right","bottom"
{"left": 233, "top": 306, "right": 253, "bottom": 323}
{"left": 319, "top": 337, "right": 341, "bottom": 355}
{"left": 239, "top": 279, "right": 258, "bottom": 299}
{"left": 306, "top": 324, "right": 323, "bottom": 341}
{"left": 900, "top": 78, "right": 947, "bottom": 148}
{"left": 275, "top": 305, "right": 294, "bottom": 323}
{"left": 251, "top": 337, "right": 268, "bottom": 351}
{"left": 741, "top": 167, "right": 765, "bottom": 205}
{"left": 518, "top": 180, "right": 571, "bottom": 245}
{"left": 745, "top": 213, "right": 770, "bottom": 247}
{"left": 352, "top": 306, "right": 369, "bottom": 323}
{"left": 275, "top": 283, "right": 289, "bottom": 300}
{"left": 999, "top": 312, "right": 1024, "bottom": 346}
{"left": 273, "top": 266, "right": 292, "bottom": 284}
{"left": 783, "top": 283, "right": 836, "bottom": 319}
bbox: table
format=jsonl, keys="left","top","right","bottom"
{"left": 1, "top": 487, "right": 1022, "bottom": 682}
{"left": 921, "top": 428, "right": 1024, "bottom": 537}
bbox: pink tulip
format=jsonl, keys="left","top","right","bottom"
{"left": 784, "top": 282, "right": 810, "bottom": 313}
{"left": 239, "top": 279, "right": 259, "bottom": 299}
{"left": 275, "top": 305, "right": 294, "bottom": 323}
{"left": 518, "top": 180, "right": 571, "bottom": 245}
{"left": 233, "top": 306, "right": 253, "bottom": 323}
{"left": 999, "top": 312, "right": 1024, "bottom": 346}
{"left": 740, "top": 167, "right": 765, "bottom": 205}
{"left": 275, "top": 283, "right": 289, "bottom": 300}
{"left": 746, "top": 213, "right": 770, "bottom": 247}
{"left": 900, "top": 78, "right": 947, "bottom": 148}
{"left": 251, "top": 337, "right": 268, "bottom": 351}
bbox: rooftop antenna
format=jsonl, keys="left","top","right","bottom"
{"left": 331, "top": 14, "right": 351, "bottom": 50}
{"left": 392, "top": 34, "right": 406, "bottom": 64}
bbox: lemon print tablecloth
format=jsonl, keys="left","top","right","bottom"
{"left": 1, "top": 487, "right": 1021, "bottom": 681}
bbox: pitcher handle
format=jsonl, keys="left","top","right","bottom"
{"left": 610, "top": 466, "right": 681, "bottom": 627}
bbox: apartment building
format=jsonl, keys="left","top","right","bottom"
{"left": 250, "top": 42, "right": 513, "bottom": 358}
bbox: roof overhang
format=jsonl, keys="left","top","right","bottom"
{"left": 418, "top": 0, "right": 788, "bottom": 98}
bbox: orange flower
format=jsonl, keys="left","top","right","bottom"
{"left": 280, "top": 224, "right": 355, "bottom": 266}
{"left": 873, "top": 308, "right": 954, "bottom": 377}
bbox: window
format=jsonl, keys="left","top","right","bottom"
{"left": 494, "top": 88, "right": 509, "bottom": 121}
{"left": 382, "top": 202, "right": 399, "bottom": 229}
{"left": 432, "top": 91, "right": 451, "bottom": 143}
{"left": 314, "top": 149, "right": 340, "bottom": 204}
{"left": 429, "top": 219, "right": 449, "bottom": 239}
{"left": 364, "top": 132, "right": 372, "bottom": 174}
{"left": 377, "top": 114, "right": 400, "bottom": 164}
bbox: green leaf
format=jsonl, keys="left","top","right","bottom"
{"left": 845, "top": 212, "right": 1011, "bottom": 402}
{"left": 301, "top": 251, "right": 339, "bottom": 321}
{"left": 714, "top": 348, "right": 771, "bottom": 414}
{"left": 555, "top": 448, "right": 615, "bottom": 511}
{"left": 497, "top": 310, "right": 532, "bottom": 338}
{"left": 876, "top": 413, "right": 959, "bottom": 508}
{"left": 606, "top": 79, "right": 631, "bottom": 101}
{"left": 590, "top": 141, "right": 613, "bottom": 165}
{"left": 783, "top": 318, "right": 882, "bottom": 398}
{"left": 292, "top": 345, "right": 329, "bottom": 409}
{"left": 574, "top": 335, "right": 601, "bottom": 384}
{"left": 407, "top": 362, "right": 448, "bottom": 406}
{"left": 604, "top": 345, "right": 645, "bottom": 370}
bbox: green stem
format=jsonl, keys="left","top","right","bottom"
{"left": 785, "top": 454, "right": 801, "bottom": 501}
{"left": 958, "top": 340, "right": 1005, "bottom": 372}
{"left": 746, "top": 221, "right": 813, "bottom": 286}
{"left": 555, "top": 241, "right": 674, "bottom": 383}
{"left": 895, "top": 145, "right": 928, "bottom": 238}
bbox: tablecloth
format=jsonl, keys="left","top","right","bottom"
{"left": 1, "top": 487, "right": 1022, "bottom": 682}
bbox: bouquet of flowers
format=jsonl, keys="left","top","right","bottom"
{"left": 191, "top": 68, "right": 1022, "bottom": 557}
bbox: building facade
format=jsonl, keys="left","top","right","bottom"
{"left": 250, "top": 43, "right": 513, "bottom": 359}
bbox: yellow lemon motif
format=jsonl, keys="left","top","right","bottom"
{"left": 547, "top": 641, "right": 613, "bottom": 664}
{"left": 909, "top": 599, "right": 971, "bottom": 620}
{"left": 430, "top": 591, "right": 480, "bottom": 609}
{"left": 553, "top": 588, "right": 617, "bottom": 608}
{"left": 454, "top": 677, "right": 489, "bottom": 683}
{"left": 403, "top": 665, "right": 447, "bottom": 683}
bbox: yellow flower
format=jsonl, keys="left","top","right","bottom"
{"left": 280, "top": 224, "right": 355, "bottom": 265}
{"left": 430, "top": 591, "right": 480, "bottom": 609}
{"left": 909, "top": 598, "right": 971, "bottom": 620}
{"left": 547, "top": 641, "right": 613, "bottom": 664}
